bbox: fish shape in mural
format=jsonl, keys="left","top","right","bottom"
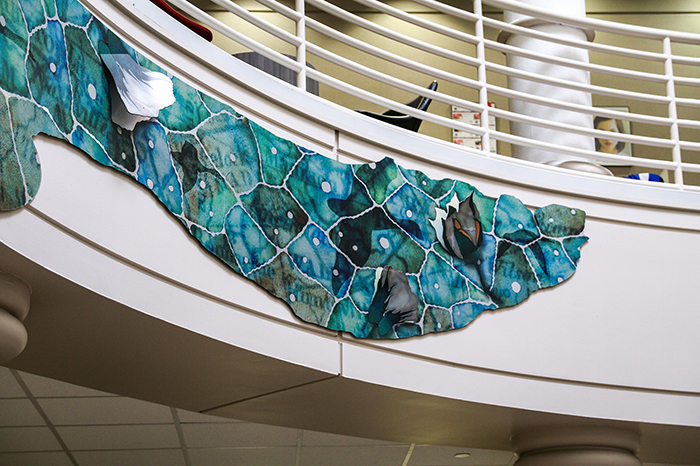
{"left": 0, "top": 0, "right": 588, "bottom": 339}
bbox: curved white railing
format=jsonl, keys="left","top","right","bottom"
{"left": 161, "top": 0, "right": 700, "bottom": 189}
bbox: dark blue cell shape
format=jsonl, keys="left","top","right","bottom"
{"left": 240, "top": 185, "right": 308, "bottom": 249}
{"left": 419, "top": 252, "right": 470, "bottom": 309}
{"left": 452, "top": 301, "right": 496, "bottom": 329}
{"left": 525, "top": 238, "right": 577, "bottom": 289}
{"left": 353, "top": 157, "right": 404, "bottom": 205}
{"left": 133, "top": 121, "right": 183, "bottom": 215}
{"left": 27, "top": 20, "right": 73, "bottom": 135}
{"left": 224, "top": 205, "right": 277, "bottom": 276}
{"left": 384, "top": 183, "right": 437, "bottom": 249}
{"left": 57, "top": 0, "right": 92, "bottom": 26}
{"left": 535, "top": 204, "right": 586, "bottom": 237}
{"left": 399, "top": 165, "right": 455, "bottom": 200}
{"left": 0, "top": 0, "right": 30, "bottom": 97}
{"left": 287, "top": 153, "right": 363, "bottom": 230}
{"left": 329, "top": 207, "right": 425, "bottom": 272}
{"left": 288, "top": 224, "right": 354, "bottom": 298}
{"left": 19, "top": 0, "right": 46, "bottom": 31}
{"left": 490, "top": 242, "right": 539, "bottom": 307}
{"left": 251, "top": 121, "right": 302, "bottom": 187}
{"left": 494, "top": 194, "right": 540, "bottom": 244}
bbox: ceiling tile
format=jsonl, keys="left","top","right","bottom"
{"left": 0, "top": 451, "right": 75, "bottom": 466}
{"left": 0, "top": 399, "right": 45, "bottom": 426}
{"left": 0, "top": 427, "right": 62, "bottom": 452}
{"left": 0, "top": 368, "right": 25, "bottom": 398}
{"left": 72, "top": 448, "right": 188, "bottom": 466}
{"left": 188, "top": 446, "right": 297, "bottom": 466}
{"left": 176, "top": 408, "right": 240, "bottom": 424}
{"left": 38, "top": 396, "right": 174, "bottom": 425}
{"left": 182, "top": 422, "right": 299, "bottom": 448}
{"left": 299, "top": 445, "right": 409, "bottom": 466}
{"left": 18, "top": 372, "right": 115, "bottom": 398}
{"left": 409, "top": 445, "right": 515, "bottom": 466}
{"left": 302, "top": 429, "right": 403, "bottom": 447}
{"left": 56, "top": 424, "right": 181, "bottom": 450}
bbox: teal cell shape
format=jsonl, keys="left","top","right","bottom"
{"left": 286, "top": 153, "right": 356, "bottom": 230}
{"left": 133, "top": 122, "right": 183, "bottom": 215}
{"left": 56, "top": 0, "right": 91, "bottom": 25}
{"left": 494, "top": 194, "right": 540, "bottom": 244}
{"left": 330, "top": 207, "right": 425, "bottom": 273}
{"left": 423, "top": 307, "right": 453, "bottom": 334}
{"left": 19, "top": 0, "right": 45, "bottom": 31}
{"left": 384, "top": 183, "right": 436, "bottom": 249}
{"left": 252, "top": 121, "right": 302, "bottom": 187}
{"left": 158, "top": 77, "right": 211, "bottom": 132}
{"left": 0, "top": 0, "right": 30, "bottom": 97}
{"left": 43, "top": 0, "right": 56, "bottom": 18}
{"left": 419, "top": 251, "right": 470, "bottom": 308}
{"left": 224, "top": 205, "right": 277, "bottom": 276}
{"left": 71, "top": 125, "right": 112, "bottom": 167}
{"left": 348, "top": 268, "right": 378, "bottom": 312}
{"left": 197, "top": 113, "right": 261, "bottom": 194}
{"left": 395, "top": 322, "right": 422, "bottom": 338}
{"left": 450, "top": 257, "right": 486, "bottom": 294}
{"left": 491, "top": 242, "right": 538, "bottom": 307}
{"left": 563, "top": 235, "right": 588, "bottom": 264}
{"left": 452, "top": 301, "right": 495, "bottom": 329}
{"left": 198, "top": 91, "right": 236, "bottom": 115}
{"left": 241, "top": 184, "right": 308, "bottom": 249}
{"left": 65, "top": 26, "right": 135, "bottom": 172}
{"left": 525, "top": 238, "right": 577, "bottom": 289}
{"left": 447, "top": 181, "right": 497, "bottom": 232}
{"left": 326, "top": 298, "right": 372, "bottom": 338}
{"left": 287, "top": 224, "right": 354, "bottom": 297}
{"left": 190, "top": 224, "right": 241, "bottom": 274}
{"left": 399, "top": 165, "right": 454, "bottom": 200}
{"left": 535, "top": 204, "right": 586, "bottom": 237}
{"left": 27, "top": 20, "right": 74, "bottom": 135}
{"left": 353, "top": 157, "right": 404, "bottom": 205}
{"left": 249, "top": 253, "right": 335, "bottom": 326}
{"left": 475, "top": 233, "right": 497, "bottom": 290}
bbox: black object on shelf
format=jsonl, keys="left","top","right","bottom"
{"left": 233, "top": 52, "right": 319, "bottom": 96}
{"left": 357, "top": 80, "right": 438, "bottom": 132}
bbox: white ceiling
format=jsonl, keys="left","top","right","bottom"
{"left": 0, "top": 366, "right": 519, "bottom": 466}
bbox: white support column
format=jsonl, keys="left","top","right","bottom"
{"left": 512, "top": 426, "right": 642, "bottom": 466}
{"left": 0, "top": 272, "right": 31, "bottom": 363}
{"left": 500, "top": 0, "right": 607, "bottom": 173}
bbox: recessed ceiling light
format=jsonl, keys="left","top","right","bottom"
{"left": 454, "top": 452, "right": 471, "bottom": 458}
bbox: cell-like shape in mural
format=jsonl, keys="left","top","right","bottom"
{"left": 0, "top": 0, "right": 589, "bottom": 339}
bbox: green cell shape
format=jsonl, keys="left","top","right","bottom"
{"left": 72, "top": 125, "right": 112, "bottom": 167}
{"left": 348, "top": 268, "right": 378, "bottom": 312}
{"left": 0, "top": 0, "right": 30, "bottom": 97}
{"left": 354, "top": 157, "right": 403, "bottom": 205}
{"left": 525, "top": 238, "right": 577, "bottom": 289}
{"left": 330, "top": 207, "right": 425, "bottom": 272}
{"left": 190, "top": 224, "right": 242, "bottom": 274}
{"left": 563, "top": 236, "right": 588, "bottom": 265}
{"left": 287, "top": 153, "right": 357, "bottom": 230}
{"left": 43, "top": 0, "right": 56, "bottom": 18}
{"left": 199, "top": 91, "right": 236, "bottom": 115}
{"left": 224, "top": 205, "right": 277, "bottom": 276}
{"left": 65, "top": 26, "right": 135, "bottom": 172}
{"left": 158, "top": 77, "right": 211, "bottom": 131}
{"left": 448, "top": 181, "right": 497, "bottom": 232}
{"left": 19, "top": 0, "right": 46, "bottom": 31}
{"left": 399, "top": 165, "right": 454, "bottom": 200}
{"left": 249, "top": 253, "right": 335, "bottom": 326}
{"left": 250, "top": 121, "right": 302, "bottom": 187}
{"left": 240, "top": 184, "right": 308, "bottom": 249}
{"left": 56, "top": 0, "right": 91, "bottom": 26}
{"left": 197, "top": 112, "right": 262, "bottom": 194}
{"left": 133, "top": 122, "right": 183, "bottom": 215}
{"left": 0, "top": 94, "right": 27, "bottom": 210}
{"left": 384, "top": 183, "right": 436, "bottom": 249}
{"left": 394, "top": 323, "right": 422, "bottom": 338}
{"left": 467, "top": 280, "right": 492, "bottom": 305}
{"left": 27, "top": 20, "right": 73, "bottom": 135}
{"left": 535, "top": 204, "right": 586, "bottom": 237}
{"left": 491, "top": 242, "right": 538, "bottom": 307}
{"left": 419, "top": 251, "right": 470, "bottom": 309}
{"left": 493, "top": 194, "right": 540, "bottom": 244}
{"left": 327, "top": 298, "right": 372, "bottom": 338}
{"left": 452, "top": 301, "right": 494, "bottom": 329}
{"left": 422, "top": 307, "right": 453, "bottom": 334}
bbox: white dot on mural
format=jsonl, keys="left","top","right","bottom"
{"left": 518, "top": 223, "right": 523, "bottom": 229}
{"left": 287, "top": 211, "right": 293, "bottom": 219}
{"left": 271, "top": 147, "right": 278, "bottom": 155}
{"left": 199, "top": 180, "right": 206, "bottom": 189}
{"left": 0, "top": 16, "right": 6, "bottom": 27}
{"left": 406, "top": 209, "right": 413, "bottom": 218}
{"left": 274, "top": 228, "right": 279, "bottom": 235}
{"left": 117, "top": 127, "right": 122, "bottom": 135}
{"left": 49, "top": 62, "right": 56, "bottom": 73}
{"left": 512, "top": 282, "right": 521, "bottom": 293}
{"left": 168, "top": 185, "right": 174, "bottom": 192}
{"left": 229, "top": 153, "right": 236, "bottom": 162}
{"left": 121, "top": 152, "right": 126, "bottom": 160}
{"left": 338, "top": 231, "right": 344, "bottom": 238}
{"left": 244, "top": 257, "right": 249, "bottom": 264}
{"left": 312, "top": 237, "right": 320, "bottom": 246}
{"left": 289, "top": 293, "right": 296, "bottom": 302}
{"left": 437, "top": 322, "right": 442, "bottom": 329}
{"left": 302, "top": 257, "right": 308, "bottom": 263}
{"left": 548, "top": 218, "right": 554, "bottom": 223}
{"left": 422, "top": 180, "right": 427, "bottom": 186}
{"left": 434, "top": 283, "right": 439, "bottom": 289}
{"left": 148, "top": 140, "right": 154, "bottom": 149}
{"left": 554, "top": 250, "right": 560, "bottom": 256}
{"left": 321, "top": 181, "right": 331, "bottom": 193}
{"left": 209, "top": 211, "right": 214, "bottom": 217}
{"left": 333, "top": 269, "right": 339, "bottom": 276}
{"left": 369, "top": 162, "right": 376, "bottom": 169}
{"left": 557, "top": 277, "right": 564, "bottom": 283}
{"left": 352, "top": 245, "right": 358, "bottom": 251}
{"left": 146, "top": 179, "right": 154, "bottom": 189}
{"left": 477, "top": 259, "right": 482, "bottom": 265}
{"left": 87, "top": 83, "right": 97, "bottom": 100}
{"left": 379, "top": 237, "right": 390, "bottom": 249}
{"left": 571, "top": 209, "right": 577, "bottom": 215}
